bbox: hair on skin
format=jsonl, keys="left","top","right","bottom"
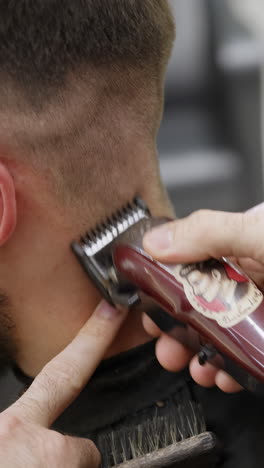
{"left": 0, "top": 1, "right": 175, "bottom": 211}
{"left": 0, "top": 0, "right": 175, "bottom": 93}
{"left": 0, "top": 292, "right": 17, "bottom": 372}
{"left": 0, "top": 1, "right": 176, "bottom": 371}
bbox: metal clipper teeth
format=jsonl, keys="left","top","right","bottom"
{"left": 71, "top": 197, "right": 151, "bottom": 306}
{"left": 81, "top": 198, "right": 149, "bottom": 256}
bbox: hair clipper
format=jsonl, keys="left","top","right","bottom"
{"left": 72, "top": 198, "right": 264, "bottom": 395}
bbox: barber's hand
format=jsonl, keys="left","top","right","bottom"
{"left": 143, "top": 204, "right": 264, "bottom": 393}
{"left": 0, "top": 300, "right": 126, "bottom": 467}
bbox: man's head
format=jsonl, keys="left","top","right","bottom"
{"left": 0, "top": 0, "right": 175, "bottom": 375}
{"left": 0, "top": 0, "right": 175, "bottom": 213}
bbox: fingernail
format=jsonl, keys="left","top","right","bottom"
{"left": 95, "top": 300, "right": 120, "bottom": 320}
{"left": 144, "top": 226, "right": 174, "bottom": 252}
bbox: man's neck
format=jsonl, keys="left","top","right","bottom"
{"left": 15, "top": 190, "right": 174, "bottom": 377}
{"left": 105, "top": 309, "right": 152, "bottom": 359}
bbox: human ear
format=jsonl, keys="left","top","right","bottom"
{"left": 0, "top": 163, "right": 17, "bottom": 246}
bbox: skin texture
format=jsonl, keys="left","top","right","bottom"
{"left": 0, "top": 300, "right": 127, "bottom": 468}
{"left": 0, "top": 41, "right": 175, "bottom": 378}
{"left": 143, "top": 204, "right": 264, "bottom": 393}
{"left": 0, "top": 151, "right": 173, "bottom": 376}
{"left": 0, "top": 100, "right": 172, "bottom": 468}
{"left": 0, "top": 150, "right": 171, "bottom": 466}
{"left": 0, "top": 2, "right": 175, "bottom": 465}
{"left": 0, "top": 135, "right": 173, "bottom": 468}
{"left": 0, "top": 0, "right": 175, "bottom": 378}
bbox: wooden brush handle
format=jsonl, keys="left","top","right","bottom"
{"left": 114, "top": 432, "right": 218, "bottom": 468}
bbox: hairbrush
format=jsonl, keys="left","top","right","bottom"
{"left": 72, "top": 198, "right": 264, "bottom": 394}
{"left": 96, "top": 395, "right": 216, "bottom": 468}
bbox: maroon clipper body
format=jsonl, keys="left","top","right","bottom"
{"left": 72, "top": 198, "right": 264, "bottom": 395}
{"left": 113, "top": 243, "right": 264, "bottom": 393}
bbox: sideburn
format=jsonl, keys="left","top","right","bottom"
{"left": 0, "top": 292, "right": 18, "bottom": 374}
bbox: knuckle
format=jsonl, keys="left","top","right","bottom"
{"left": 84, "top": 439, "right": 101, "bottom": 467}
{"left": 185, "top": 209, "right": 213, "bottom": 241}
{"left": 231, "top": 212, "right": 261, "bottom": 259}
{"left": 49, "top": 431, "right": 66, "bottom": 452}
{"left": 0, "top": 413, "right": 22, "bottom": 437}
{"left": 63, "top": 436, "right": 101, "bottom": 468}
{"left": 43, "top": 431, "right": 67, "bottom": 465}
{"left": 220, "top": 211, "right": 239, "bottom": 237}
{"left": 189, "top": 209, "right": 213, "bottom": 227}
{"left": 246, "top": 212, "right": 264, "bottom": 261}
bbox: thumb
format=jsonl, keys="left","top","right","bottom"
{"left": 143, "top": 208, "right": 264, "bottom": 264}
{"left": 62, "top": 436, "right": 101, "bottom": 468}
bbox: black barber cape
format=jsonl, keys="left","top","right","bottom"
{"left": 13, "top": 340, "right": 264, "bottom": 468}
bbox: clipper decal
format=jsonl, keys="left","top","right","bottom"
{"left": 173, "top": 259, "right": 263, "bottom": 328}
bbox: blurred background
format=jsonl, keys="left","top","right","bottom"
{"left": 159, "top": 0, "right": 264, "bottom": 217}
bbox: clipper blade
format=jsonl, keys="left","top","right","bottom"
{"left": 71, "top": 197, "right": 151, "bottom": 306}
{"left": 80, "top": 198, "right": 150, "bottom": 257}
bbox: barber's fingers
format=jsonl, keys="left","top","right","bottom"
{"left": 143, "top": 314, "right": 192, "bottom": 370}
{"left": 189, "top": 356, "right": 243, "bottom": 393}
{"left": 60, "top": 435, "right": 101, "bottom": 468}
{"left": 144, "top": 318, "right": 243, "bottom": 392}
{"left": 155, "top": 334, "right": 192, "bottom": 371}
{"left": 153, "top": 331, "right": 242, "bottom": 393}
{"left": 143, "top": 209, "right": 264, "bottom": 264}
{"left": 215, "top": 370, "right": 243, "bottom": 393}
{"left": 8, "top": 301, "right": 127, "bottom": 428}
{"left": 142, "top": 313, "right": 163, "bottom": 337}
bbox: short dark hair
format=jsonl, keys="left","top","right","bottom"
{"left": 0, "top": 0, "right": 174, "bottom": 97}
{"left": 0, "top": 1, "right": 175, "bottom": 212}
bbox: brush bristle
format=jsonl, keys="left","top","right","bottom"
{"left": 81, "top": 198, "right": 149, "bottom": 256}
{"left": 95, "top": 392, "right": 206, "bottom": 468}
